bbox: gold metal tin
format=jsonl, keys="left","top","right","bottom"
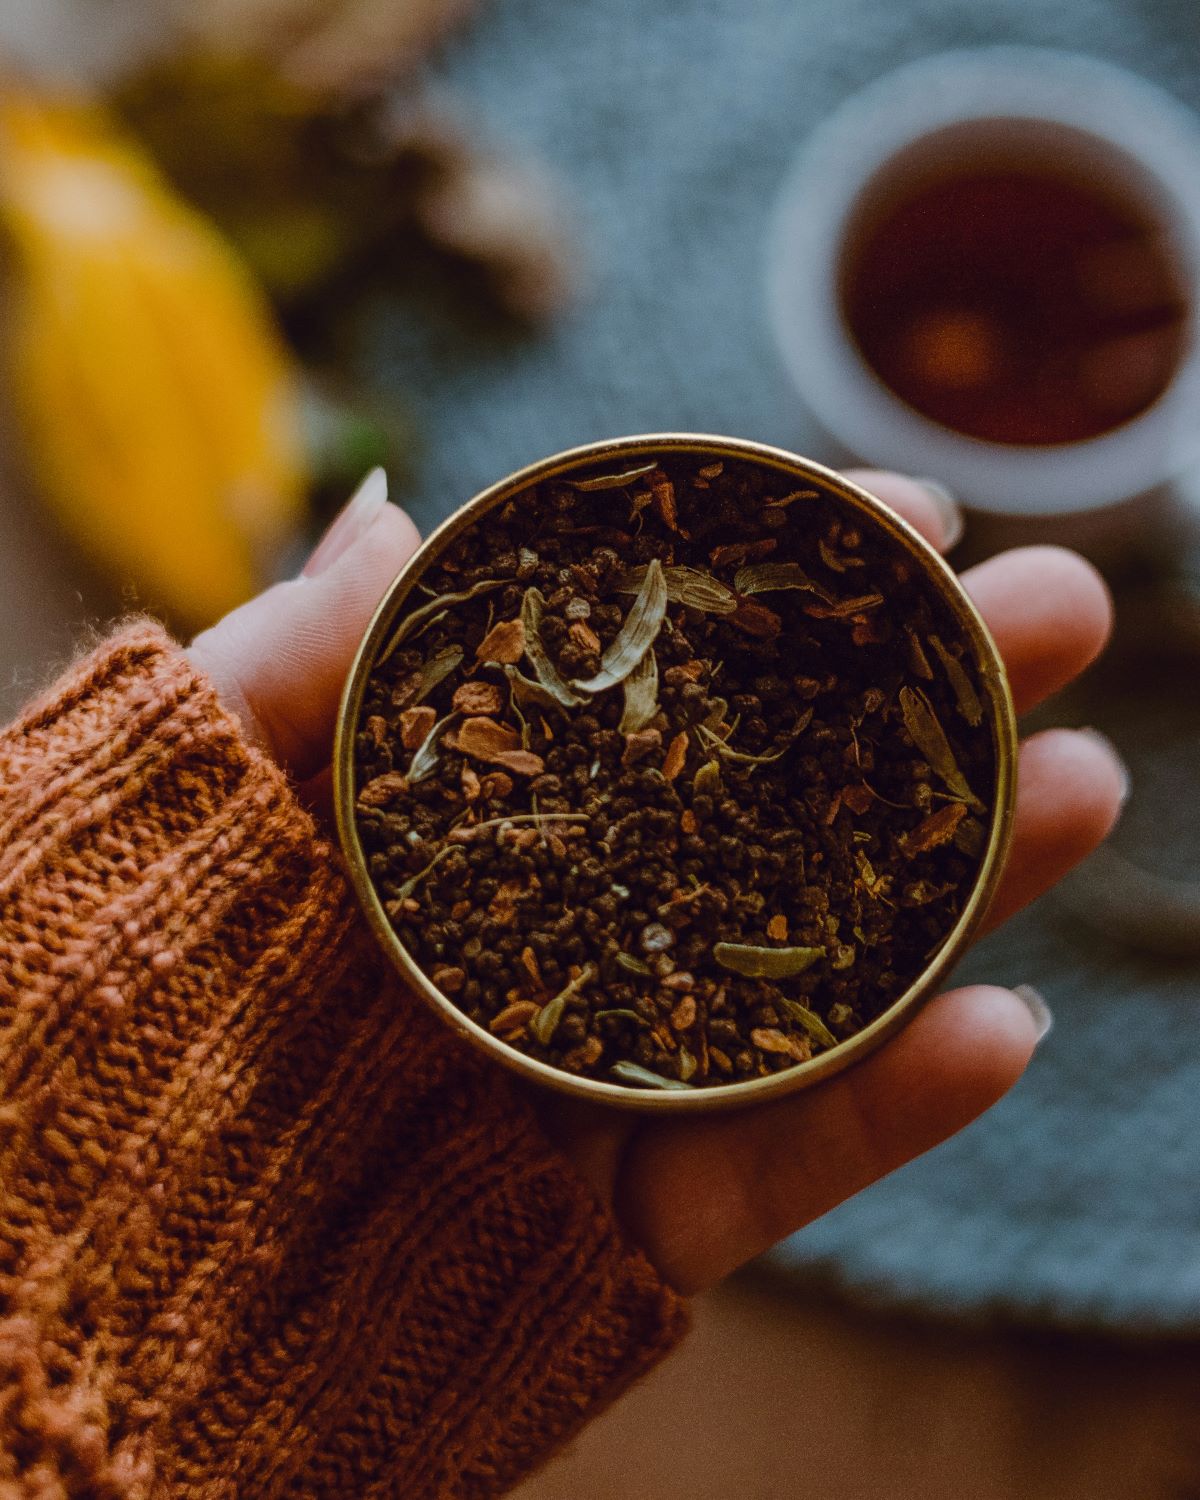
{"left": 334, "top": 434, "right": 1017, "bottom": 1114}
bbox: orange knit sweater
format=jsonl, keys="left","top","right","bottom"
{"left": 0, "top": 624, "right": 685, "bottom": 1498}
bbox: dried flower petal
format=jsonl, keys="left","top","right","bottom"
{"left": 406, "top": 713, "right": 456, "bottom": 784}
{"left": 615, "top": 564, "right": 738, "bottom": 615}
{"left": 713, "top": 942, "right": 825, "bottom": 978}
{"left": 380, "top": 579, "right": 506, "bottom": 662}
{"left": 778, "top": 998, "right": 838, "bottom": 1048}
{"left": 898, "top": 686, "right": 984, "bottom": 811}
{"left": 573, "top": 557, "right": 668, "bottom": 693}
{"left": 610, "top": 1060, "right": 694, "bottom": 1091}
{"left": 521, "top": 588, "right": 586, "bottom": 705}
{"left": 619, "top": 649, "right": 659, "bottom": 733}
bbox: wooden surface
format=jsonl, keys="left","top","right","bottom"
{"left": 518, "top": 1275, "right": 1200, "bottom": 1500}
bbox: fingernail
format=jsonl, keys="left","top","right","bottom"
{"left": 1075, "top": 727, "right": 1132, "bottom": 808}
{"left": 303, "top": 468, "right": 389, "bottom": 577}
{"left": 914, "top": 478, "right": 964, "bottom": 551}
{"left": 1013, "top": 984, "right": 1053, "bottom": 1043}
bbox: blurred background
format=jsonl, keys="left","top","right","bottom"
{"left": 3, "top": 1, "right": 1200, "bottom": 1496}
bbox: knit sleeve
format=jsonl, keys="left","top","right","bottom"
{"left": 0, "top": 622, "right": 686, "bottom": 1500}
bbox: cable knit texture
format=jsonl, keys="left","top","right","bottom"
{"left": 0, "top": 622, "right": 686, "bottom": 1499}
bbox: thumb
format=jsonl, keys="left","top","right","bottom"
{"left": 188, "top": 470, "right": 421, "bottom": 776}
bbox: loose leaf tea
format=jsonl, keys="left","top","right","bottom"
{"left": 353, "top": 452, "right": 996, "bottom": 1089}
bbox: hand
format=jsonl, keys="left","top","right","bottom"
{"left": 189, "top": 468, "right": 1123, "bottom": 1294}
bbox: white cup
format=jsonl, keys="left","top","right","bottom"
{"left": 767, "top": 48, "right": 1200, "bottom": 522}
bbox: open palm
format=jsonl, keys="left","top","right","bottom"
{"left": 190, "top": 468, "right": 1122, "bottom": 1294}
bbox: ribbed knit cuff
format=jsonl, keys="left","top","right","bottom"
{"left": 0, "top": 623, "right": 686, "bottom": 1500}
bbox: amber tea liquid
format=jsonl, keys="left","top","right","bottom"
{"left": 839, "top": 162, "right": 1190, "bottom": 446}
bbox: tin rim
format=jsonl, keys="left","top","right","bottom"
{"left": 333, "top": 434, "right": 1017, "bottom": 1114}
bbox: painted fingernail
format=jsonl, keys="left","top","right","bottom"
{"left": 1013, "top": 984, "right": 1053, "bottom": 1043}
{"left": 303, "top": 468, "right": 389, "bottom": 577}
{"left": 914, "top": 478, "right": 964, "bottom": 551}
{"left": 1075, "top": 727, "right": 1132, "bottom": 808}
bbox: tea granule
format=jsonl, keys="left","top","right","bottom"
{"left": 352, "top": 455, "right": 994, "bottom": 1090}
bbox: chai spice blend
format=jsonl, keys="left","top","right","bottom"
{"left": 352, "top": 456, "right": 995, "bottom": 1092}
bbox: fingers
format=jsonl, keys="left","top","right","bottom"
{"left": 961, "top": 545, "right": 1113, "bottom": 714}
{"left": 619, "top": 984, "right": 1040, "bottom": 1293}
{"left": 843, "top": 469, "right": 963, "bottom": 551}
{"left": 983, "top": 727, "right": 1128, "bottom": 931}
{"left": 188, "top": 472, "right": 421, "bottom": 775}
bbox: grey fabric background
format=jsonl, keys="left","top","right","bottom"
{"left": 371, "top": 0, "right": 1200, "bottom": 1333}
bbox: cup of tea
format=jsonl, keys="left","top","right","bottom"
{"left": 767, "top": 48, "right": 1200, "bottom": 523}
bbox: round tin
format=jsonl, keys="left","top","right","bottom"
{"left": 334, "top": 434, "right": 1017, "bottom": 1113}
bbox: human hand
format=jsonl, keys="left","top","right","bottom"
{"left": 189, "top": 467, "right": 1123, "bottom": 1294}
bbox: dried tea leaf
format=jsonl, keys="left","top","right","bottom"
{"left": 764, "top": 488, "right": 818, "bottom": 508}
{"left": 712, "top": 942, "right": 825, "bottom": 978}
{"left": 394, "top": 844, "right": 454, "bottom": 900}
{"left": 898, "top": 686, "right": 984, "bottom": 812}
{"left": 662, "top": 730, "right": 689, "bottom": 781}
{"left": 615, "top": 564, "right": 738, "bottom": 615}
{"left": 929, "top": 635, "right": 984, "bottom": 727}
{"left": 693, "top": 759, "right": 723, "bottom": 796}
{"left": 906, "top": 628, "right": 934, "bottom": 681}
{"left": 531, "top": 964, "right": 597, "bottom": 1045}
{"left": 615, "top": 951, "right": 653, "bottom": 976}
{"left": 573, "top": 558, "right": 668, "bottom": 693}
{"left": 619, "top": 649, "right": 659, "bottom": 733}
{"left": 710, "top": 538, "right": 777, "bottom": 568}
{"left": 595, "top": 1007, "right": 648, "bottom": 1024}
{"left": 476, "top": 616, "right": 527, "bottom": 664}
{"left": 695, "top": 723, "right": 800, "bottom": 766}
{"left": 899, "top": 802, "right": 968, "bottom": 856}
{"left": 530, "top": 993, "right": 567, "bottom": 1046}
{"left": 379, "top": 579, "right": 506, "bottom": 662}
{"left": 733, "top": 562, "right": 834, "bottom": 602}
{"left": 392, "top": 644, "right": 466, "bottom": 709}
{"left": 504, "top": 663, "right": 566, "bottom": 713}
{"left": 751, "top": 1027, "right": 811, "bottom": 1062}
{"left": 406, "top": 713, "right": 456, "bottom": 784}
{"left": 678, "top": 1044, "right": 698, "bottom": 1082}
{"left": 452, "top": 680, "right": 505, "bottom": 716}
{"left": 569, "top": 462, "right": 660, "bottom": 491}
{"left": 729, "top": 598, "right": 782, "bottom": 638}
{"left": 778, "top": 998, "right": 838, "bottom": 1048}
{"left": 803, "top": 592, "right": 885, "bottom": 619}
{"left": 954, "top": 815, "right": 988, "bottom": 859}
{"left": 610, "top": 1060, "right": 695, "bottom": 1091}
{"left": 520, "top": 588, "right": 587, "bottom": 707}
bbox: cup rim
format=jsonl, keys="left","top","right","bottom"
{"left": 333, "top": 433, "right": 1018, "bottom": 1114}
{"left": 766, "top": 46, "right": 1200, "bottom": 516}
